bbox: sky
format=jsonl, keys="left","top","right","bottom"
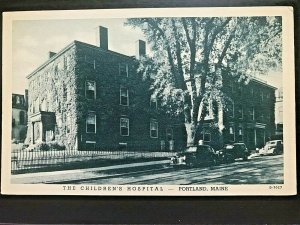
{"left": 11, "top": 18, "right": 282, "bottom": 95}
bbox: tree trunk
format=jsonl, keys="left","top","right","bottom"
{"left": 185, "top": 122, "right": 198, "bottom": 147}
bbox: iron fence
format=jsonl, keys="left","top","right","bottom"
{"left": 11, "top": 149, "right": 175, "bottom": 174}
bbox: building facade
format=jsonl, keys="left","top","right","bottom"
{"left": 25, "top": 26, "right": 276, "bottom": 152}
{"left": 12, "top": 92, "right": 28, "bottom": 142}
{"left": 200, "top": 74, "right": 276, "bottom": 150}
{"left": 25, "top": 26, "right": 185, "bottom": 151}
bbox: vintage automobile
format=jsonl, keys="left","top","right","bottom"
{"left": 218, "top": 143, "right": 250, "bottom": 163}
{"left": 170, "top": 144, "right": 220, "bottom": 168}
{"left": 259, "top": 140, "right": 283, "bottom": 156}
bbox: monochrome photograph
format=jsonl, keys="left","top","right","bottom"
{"left": 1, "top": 7, "right": 296, "bottom": 195}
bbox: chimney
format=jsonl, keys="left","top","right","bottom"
{"left": 48, "top": 51, "right": 56, "bottom": 59}
{"left": 96, "top": 26, "right": 108, "bottom": 50}
{"left": 136, "top": 40, "right": 146, "bottom": 60}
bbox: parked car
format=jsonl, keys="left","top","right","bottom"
{"left": 259, "top": 140, "right": 283, "bottom": 156}
{"left": 218, "top": 143, "right": 250, "bottom": 163}
{"left": 170, "top": 145, "right": 219, "bottom": 168}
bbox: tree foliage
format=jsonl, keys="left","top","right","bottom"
{"left": 126, "top": 16, "right": 282, "bottom": 145}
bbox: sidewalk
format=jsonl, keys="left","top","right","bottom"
{"left": 11, "top": 159, "right": 170, "bottom": 184}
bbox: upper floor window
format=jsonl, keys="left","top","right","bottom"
{"left": 260, "top": 91, "right": 264, "bottom": 102}
{"left": 150, "top": 97, "right": 157, "bottom": 110}
{"left": 120, "top": 118, "right": 129, "bottom": 136}
{"left": 237, "top": 125, "right": 243, "bottom": 142}
{"left": 119, "top": 63, "right": 129, "bottom": 77}
{"left": 229, "top": 125, "right": 235, "bottom": 142}
{"left": 249, "top": 107, "right": 255, "bottom": 120}
{"left": 86, "top": 111, "right": 96, "bottom": 133}
{"left": 65, "top": 55, "right": 71, "bottom": 70}
{"left": 251, "top": 88, "right": 254, "bottom": 97}
{"left": 85, "top": 81, "right": 96, "bottom": 99}
{"left": 150, "top": 119, "right": 158, "bottom": 138}
{"left": 237, "top": 84, "right": 242, "bottom": 95}
{"left": 227, "top": 101, "right": 234, "bottom": 118}
{"left": 120, "top": 87, "right": 129, "bottom": 106}
{"left": 166, "top": 128, "right": 173, "bottom": 141}
{"left": 237, "top": 105, "right": 243, "bottom": 119}
{"left": 203, "top": 130, "right": 211, "bottom": 142}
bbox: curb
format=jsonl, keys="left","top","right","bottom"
{"left": 11, "top": 159, "right": 170, "bottom": 184}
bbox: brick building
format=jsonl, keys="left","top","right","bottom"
{"left": 12, "top": 92, "right": 28, "bottom": 142}
{"left": 25, "top": 26, "right": 185, "bottom": 151}
{"left": 200, "top": 74, "right": 276, "bottom": 150}
{"left": 25, "top": 26, "right": 276, "bottom": 152}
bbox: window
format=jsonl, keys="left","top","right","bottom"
{"left": 166, "top": 128, "right": 173, "bottom": 140}
{"left": 65, "top": 55, "right": 71, "bottom": 70}
{"left": 260, "top": 91, "right": 264, "bottom": 102}
{"left": 16, "top": 96, "right": 20, "bottom": 104}
{"left": 66, "top": 116, "right": 71, "bottom": 134}
{"left": 227, "top": 101, "right": 234, "bottom": 118}
{"left": 150, "top": 97, "right": 157, "bottom": 110}
{"left": 251, "top": 88, "right": 254, "bottom": 97}
{"left": 150, "top": 119, "right": 158, "bottom": 138}
{"left": 86, "top": 112, "right": 96, "bottom": 133}
{"left": 237, "top": 105, "right": 243, "bottom": 119}
{"left": 120, "top": 87, "right": 129, "bottom": 106}
{"left": 238, "top": 125, "right": 243, "bottom": 142}
{"left": 85, "top": 81, "right": 96, "bottom": 99}
{"left": 237, "top": 85, "right": 242, "bottom": 95}
{"left": 229, "top": 125, "right": 235, "bottom": 142}
{"left": 120, "top": 118, "right": 129, "bottom": 136}
{"left": 249, "top": 107, "right": 255, "bottom": 120}
{"left": 119, "top": 63, "right": 128, "bottom": 77}
{"left": 203, "top": 130, "right": 211, "bottom": 142}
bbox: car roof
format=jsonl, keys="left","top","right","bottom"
{"left": 186, "top": 145, "right": 211, "bottom": 152}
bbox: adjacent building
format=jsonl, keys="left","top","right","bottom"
{"left": 25, "top": 26, "right": 185, "bottom": 151}
{"left": 12, "top": 92, "right": 28, "bottom": 142}
{"left": 274, "top": 87, "right": 283, "bottom": 139}
{"left": 200, "top": 75, "right": 276, "bottom": 150}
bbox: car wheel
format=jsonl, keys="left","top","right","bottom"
{"left": 211, "top": 158, "right": 218, "bottom": 166}
{"left": 186, "top": 161, "right": 194, "bottom": 168}
{"left": 173, "top": 165, "right": 180, "bottom": 170}
{"left": 226, "top": 155, "right": 235, "bottom": 163}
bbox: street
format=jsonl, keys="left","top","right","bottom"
{"left": 63, "top": 154, "right": 283, "bottom": 185}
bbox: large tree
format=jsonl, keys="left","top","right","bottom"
{"left": 126, "top": 17, "right": 282, "bottom": 147}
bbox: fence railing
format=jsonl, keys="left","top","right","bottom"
{"left": 11, "top": 149, "right": 176, "bottom": 174}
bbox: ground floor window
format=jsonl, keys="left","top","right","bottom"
{"left": 150, "top": 119, "right": 158, "bottom": 138}
{"left": 86, "top": 112, "right": 96, "bottom": 133}
{"left": 238, "top": 126, "right": 243, "bottom": 142}
{"left": 203, "top": 130, "right": 211, "bottom": 142}
{"left": 120, "top": 118, "right": 129, "bottom": 136}
{"left": 166, "top": 128, "right": 173, "bottom": 141}
{"left": 229, "top": 125, "right": 235, "bottom": 142}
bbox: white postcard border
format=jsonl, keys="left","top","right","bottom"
{"left": 1, "top": 7, "right": 296, "bottom": 196}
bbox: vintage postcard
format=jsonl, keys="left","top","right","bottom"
{"left": 1, "top": 7, "right": 296, "bottom": 195}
